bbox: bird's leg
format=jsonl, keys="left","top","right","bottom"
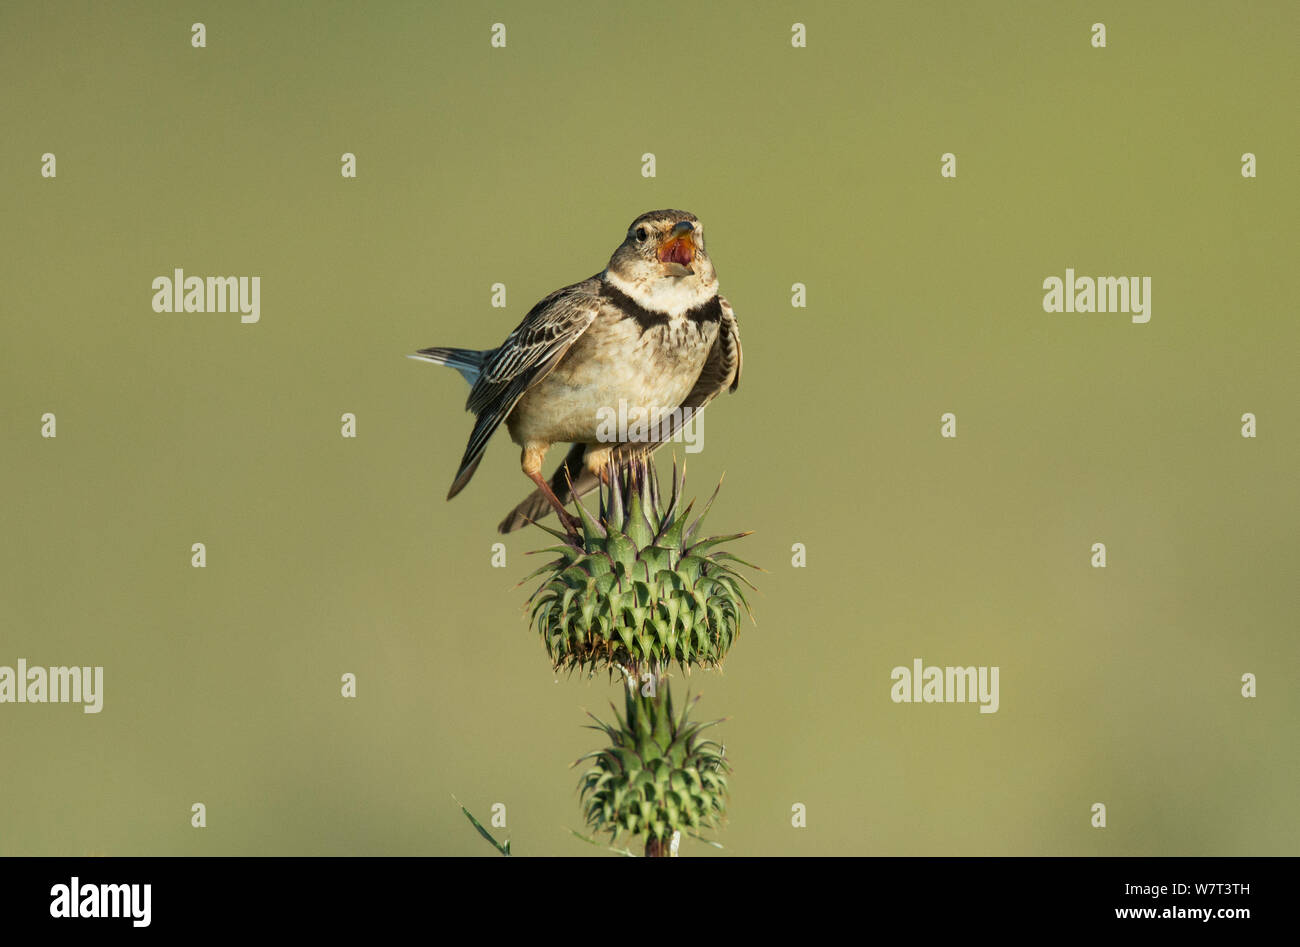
{"left": 522, "top": 444, "right": 581, "bottom": 534}
{"left": 584, "top": 445, "right": 615, "bottom": 485}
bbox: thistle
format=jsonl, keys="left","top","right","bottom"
{"left": 523, "top": 459, "right": 755, "bottom": 678}
{"left": 504, "top": 458, "right": 756, "bottom": 857}
{"left": 577, "top": 680, "right": 729, "bottom": 856}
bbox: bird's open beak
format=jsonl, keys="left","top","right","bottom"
{"left": 657, "top": 221, "right": 697, "bottom": 267}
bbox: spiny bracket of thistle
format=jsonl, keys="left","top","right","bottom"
{"left": 521, "top": 457, "right": 759, "bottom": 678}
{"left": 575, "top": 680, "right": 729, "bottom": 853}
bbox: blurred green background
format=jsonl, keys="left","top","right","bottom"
{"left": 1, "top": 1, "right": 1296, "bottom": 856}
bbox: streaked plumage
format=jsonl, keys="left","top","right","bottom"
{"left": 412, "top": 209, "right": 741, "bottom": 533}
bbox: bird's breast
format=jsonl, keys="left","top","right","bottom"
{"left": 506, "top": 311, "right": 717, "bottom": 447}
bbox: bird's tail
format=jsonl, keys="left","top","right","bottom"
{"left": 410, "top": 346, "right": 494, "bottom": 498}
{"left": 408, "top": 346, "right": 488, "bottom": 386}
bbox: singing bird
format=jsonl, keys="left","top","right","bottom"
{"left": 411, "top": 209, "right": 742, "bottom": 534}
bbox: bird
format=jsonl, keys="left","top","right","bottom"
{"left": 410, "top": 209, "right": 742, "bottom": 534}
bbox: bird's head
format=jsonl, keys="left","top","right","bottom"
{"left": 605, "top": 210, "right": 718, "bottom": 313}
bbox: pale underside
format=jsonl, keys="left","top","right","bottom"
{"left": 506, "top": 305, "right": 718, "bottom": 449}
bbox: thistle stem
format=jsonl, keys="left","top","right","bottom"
{"left": 641, "top": 667, "right": 673, "bottom": 858}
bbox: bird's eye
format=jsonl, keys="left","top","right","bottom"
{"left": 635, "top": 227, "right": 648, "bottom": 242}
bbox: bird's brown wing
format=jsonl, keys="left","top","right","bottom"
{"left": 447, "top": 277, "right": 602, "bottom": 498}
{"left": 684, "top": 294, "right": 742, "bottom": 402}
{"left": 497, "top": 295, "right": 742, "bottom": 532}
